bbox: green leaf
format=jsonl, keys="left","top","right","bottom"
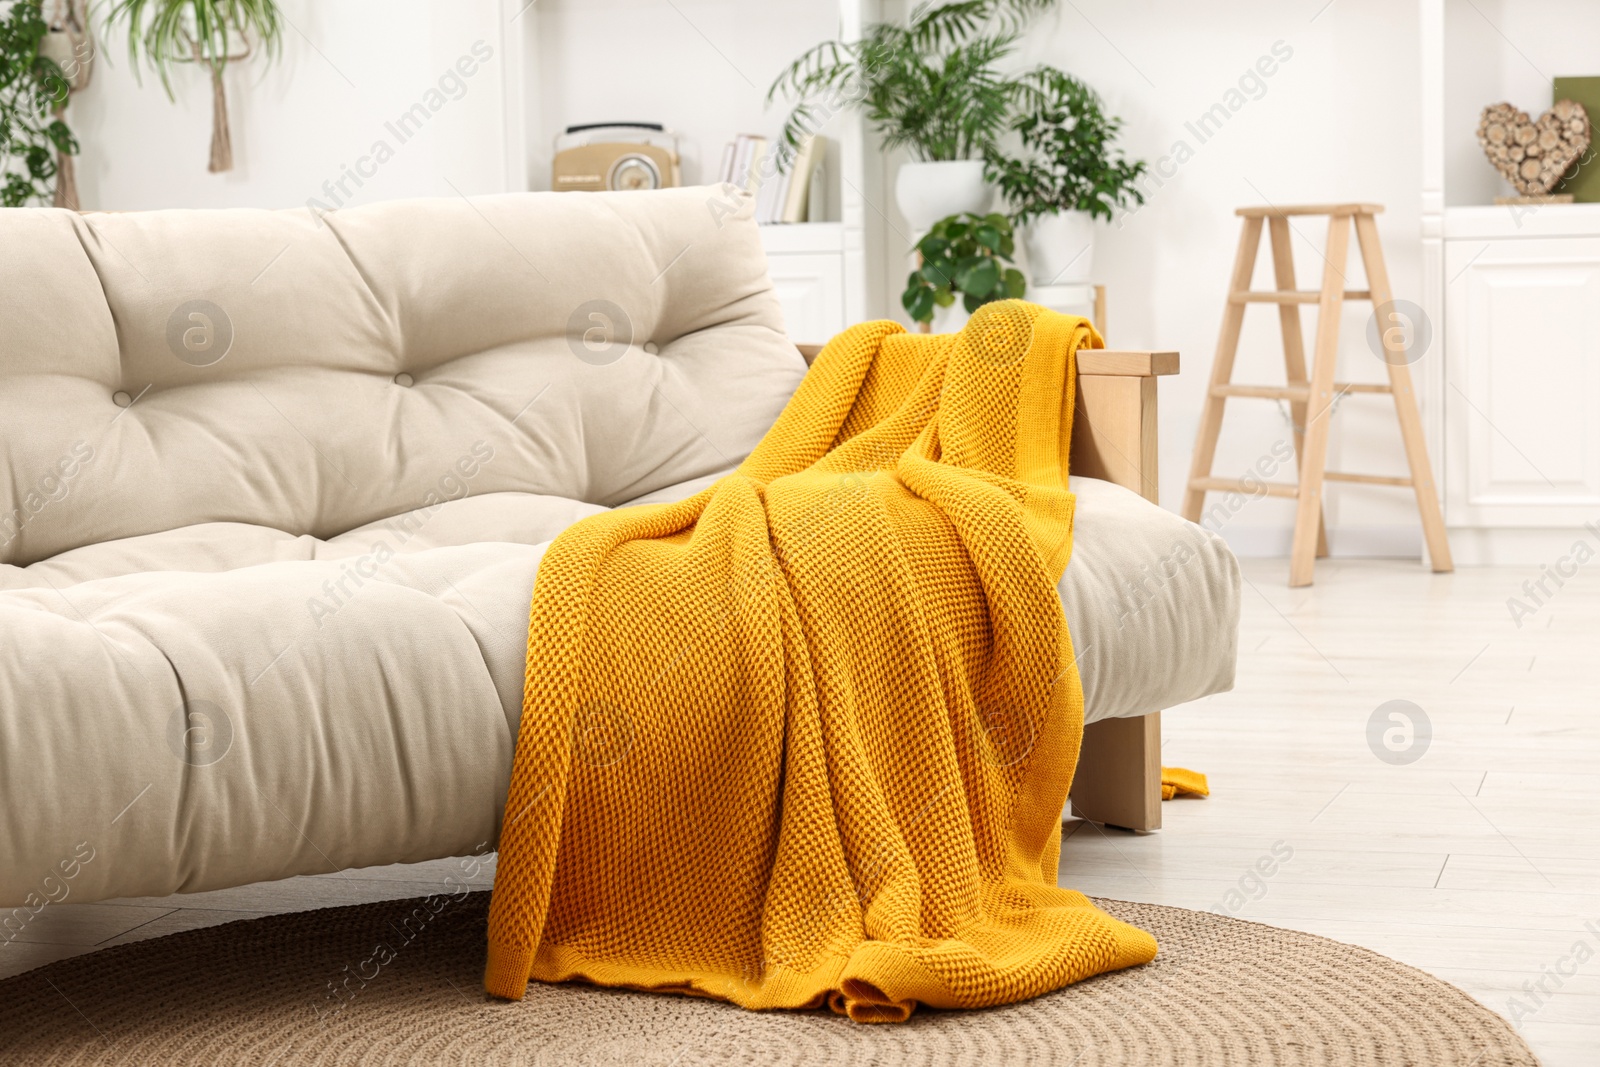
{"left": 983, "top": 62, "right": 1148, "bottom": 224}
{"left": 764, "top": 3, "right": 1072, "bottom": 215}
{"left": 965, "top": 257, "right": 1001, "bottom": 296}
{"left": 975, "top": 225, "right": 1002, "bottom": 251}
{"left": 0, "top": 0, "right": 84, "bottom": 204}
{"left": 933, "top": 289, "right": 956, "bottom": 307}
{"left": 907, "top": 287, "right": 936, "bottom": 323}
{"left": 1003, "top": 268, "right": 1027, "bottom": 298}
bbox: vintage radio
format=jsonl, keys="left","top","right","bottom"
{"left": 551, "top": 123, "right": 681, "bottom": 192}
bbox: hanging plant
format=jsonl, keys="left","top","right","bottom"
{"left": 0, "top": 0, "right": 79, "bottom": 206}
{"left": 105, "top": 0, "right": 282, "bottom": 173}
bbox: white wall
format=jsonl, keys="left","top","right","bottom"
{"left": 994, "top": 0, "right": 1429, "bottom": 555}
{"left": 66, "top": 0, "right": 523, "bottom": 211}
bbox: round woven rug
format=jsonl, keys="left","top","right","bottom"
{"left": 0, "top": 893, "right": 1537, "bottom": 1066}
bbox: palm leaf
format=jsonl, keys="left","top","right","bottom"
{"left": 766, "top": 0, "right": 1057, "bottom": 170}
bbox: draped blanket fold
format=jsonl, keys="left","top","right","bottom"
{"left": 484, "top": 301, "right": 1158, "bottom": 1022}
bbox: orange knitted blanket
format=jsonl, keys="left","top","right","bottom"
{"left": 484, "top": 301, "right": 1158, "bottom": 1021}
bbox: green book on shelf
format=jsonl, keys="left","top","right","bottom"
{"left": 1554, "top": 76, "right": 1600, "bottom": 202}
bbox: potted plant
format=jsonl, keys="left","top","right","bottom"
{"left": 901, "top": 212, "right": 1026, "bottom": 329}
{"left": 768, "top": 0, "right": 1054, "bottom": 233}
{"left": 0, "top": 0, "right": 78, "bottom": 207}
{"left": 986, "top": 68, "right": 1146, "bottom": 287}
{"left": 105, "top": 0, "right": 282, "bottom": 173}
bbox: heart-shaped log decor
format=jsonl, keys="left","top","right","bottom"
{"left": 1478, "top": 99, "right": 1592, "bottom": 196}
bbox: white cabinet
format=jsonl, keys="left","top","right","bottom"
{"left": 760, "top": 224, "right": 849, "bottom": 344}
{"left": 1443, "top": 233, "right": 1600, "bottom": 528}
{"left": 1420, "top": 2, "right": 1600, "bottom": 560}
{"left": 765, "top": 252, "right": 844, "bottom": 345}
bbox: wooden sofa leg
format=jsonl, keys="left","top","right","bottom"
{"left": 1070, "top": 711, "right": 1162, "bottom": 832}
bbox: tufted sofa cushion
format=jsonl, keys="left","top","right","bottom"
{"left": 0, "top": 187, "right": 805, "bottom": 566}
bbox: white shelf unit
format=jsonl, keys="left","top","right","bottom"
{"left": 516, "top": 0, "right": 880, "bottom": 345}
{"left": 1420, "top": 0, "right": 1600, "bottom": 562}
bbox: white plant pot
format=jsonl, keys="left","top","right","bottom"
{"left": 1023, "top": 211, "right": 1096, "bottom": 287}
{"left": 895, "top": 160, "right": 992, "bottom": 234}
{"left": 929, "top": 302, "right": 970, "bottom": 334}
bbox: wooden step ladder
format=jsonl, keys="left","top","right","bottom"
{"left": 1181, "top": 204, "right": 1453, "bottom": 587}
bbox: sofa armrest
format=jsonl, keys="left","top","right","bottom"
{"left": 1078, "top": 350, "right": 1179, "bottom": 378}
{"left": 795, "top": 344, "right": 1178, "bottom": 506}
{"left": 1072, "top": 351, "right": 1178, "bottom": 506}
{"left": 1070, "top": 350, "right": 1177, "bottom": 832}
{"left": 795, "top": 340, "right": 1179, "bottom": 833}
{"left": 794, "top": 346, "right": 1178, "bottom": 375}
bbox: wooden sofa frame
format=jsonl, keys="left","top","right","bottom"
{"left": 797, "top": 342, "right": 1179, "bottom": 832}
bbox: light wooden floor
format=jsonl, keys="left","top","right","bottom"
{"left": 1062, "top": 559, "right": 1598, "bottom": 1067}
{"left": 3, "top": 559, "right": 1594, "bottom": 1064}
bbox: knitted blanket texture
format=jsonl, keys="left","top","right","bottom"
{"left": 484, "top": 301, "right": 1159, "bottom": 1021}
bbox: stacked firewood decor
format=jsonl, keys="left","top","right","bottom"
{"left": 1476, "top": 99, "right": 1591, "bottom": 199}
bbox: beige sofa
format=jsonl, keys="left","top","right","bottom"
{"left": 0, "top": 188, "right": 1238, "bottom": 911}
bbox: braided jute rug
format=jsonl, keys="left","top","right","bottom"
{"left": 0, "top": 893, "right": 1537, "bottom": 1066}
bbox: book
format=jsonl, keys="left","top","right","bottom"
{"left": 744, "top": 136, "right": 767, "bottom": 195}
{"left": 1553, "top": 77, "right": 1600, "bottom": 202}
{"left": 781, "top": 136, "right": 822, "bottom": 223}
{"left": 729, "top": 136, "right": 750, "bottom": 192}
{"left": 729, "top": 134, "right": 767, "bottom": 196}
{"left": 768, "top": 170, "right": 795, "bottom": 223}
{"left": 806, "top": 158, "right": 826, "bottom": 223}
{"left": 755, "top": 164, "right": 786, "bottom": 223}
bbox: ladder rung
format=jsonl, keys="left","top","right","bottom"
{"left": 1189, "top": 477, "right": 1299, "bottom": 499}
{"left": 1213, "top": 384, "right": 1310, "bottom": 400}
{"left": 1230, "top": 290, "right": 1373, "bottom": 304}
{"left": 1323, "top": 471, "right": 1413, "bottom": 487}
{"left": 1213, "top": 382, "right": 1393, "bottom": 401}
{"left": 1236, "top": 203, "right": 1385, "bottom": 218}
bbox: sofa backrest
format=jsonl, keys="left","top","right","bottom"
{"left": 0, "top": 187, "right": 804, "bottom": 566}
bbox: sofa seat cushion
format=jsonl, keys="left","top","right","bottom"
{"left": 0, "top": 474, "right": 1235, "bottom": 911}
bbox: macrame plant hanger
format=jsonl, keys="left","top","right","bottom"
{"left": 41, "top": 0, "right": 92, "bottom": 209}
{"left": 196, "top": 32, "right": 251, "bottom": 173}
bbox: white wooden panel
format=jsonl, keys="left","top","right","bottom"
{"left": 1444, "top": 237, "right": 1600, "bottom": 526}
{"left": 758, "top": 223, "right": 844, "bottom": 255}
{"left": 764, "top": 252, "right": 844, "bottom": 345}
{"left": 1443, "top": 204, "right": 1600, "bottom": 241}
